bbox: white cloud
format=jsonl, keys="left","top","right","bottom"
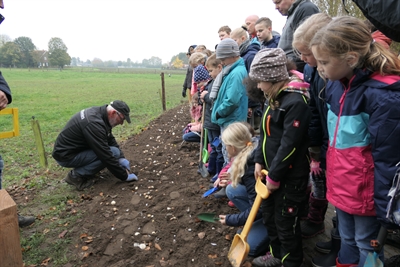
{"left": 1, "top": 0, "right": 287, "bottom": 63}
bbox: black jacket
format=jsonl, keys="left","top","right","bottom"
{"left": 52, "top": 105, "right": 128, "bottom": 181}
{"left": 254, "top": 92, "right": 311, "bottom": 183}
{"left": 183, "top": 66, "right": 193, "bottom": 90}
{"left": 303, "top": 65, "right": 328, "bottom": 169}
{"left": 0, "top": 72, "right": 12, "bottom": 104}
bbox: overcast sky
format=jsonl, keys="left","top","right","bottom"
{"left": 0, "top": 0, "right": 287, "bottom": 64}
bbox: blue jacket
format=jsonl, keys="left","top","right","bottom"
{"left": 303, "top": 65, "right": 328, "bottom": 169}
{"left": 241, "top": 42, "right": 260, "bottom": 72}
{"left": 261, "top": 35, "right": 281, "bottom": 49}
{"left": 211, "top": 58, "right": 248, "bottom": 128}
{"left": 325, "top": 69, "right": 400, "bottom": 226}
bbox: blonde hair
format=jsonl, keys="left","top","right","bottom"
{"left": 189, "top": 52, "right": 207, "bottom": 66}
{"left": 221, "top": 122, "right": 253, "bottom": 187}
{"left": 194, "top": 45, "right": 207, "bottom": 52}
{"left": 231, "top": 27, "right": 248, "bottom": 40}
{"left": 310, "top": 16, "right": 400, "bottom": 76}
{"left": 205, "top": 53, "right": 222, "bottom": 69}
{"left": 292, "top": 13, "right": 332, "bottom": 52}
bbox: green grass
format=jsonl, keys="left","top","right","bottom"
{"left": 0, "top": 67, "right": 186, "bottom": 266}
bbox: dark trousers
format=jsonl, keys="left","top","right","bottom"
{"left": 261, "top": 175, "right": 308, "bottom": 267}
{"left": 207, "top": 128, "right": 223, "bottom": 175}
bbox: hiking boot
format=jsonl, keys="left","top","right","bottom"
{"left": 18, "top": 215, "right": 35, "bottom": 228}
{"left": 64, "top": 170, "right": 94, "bottom": 191}
{"left": 252, "top": 252, "right": 282, "bottom": 267}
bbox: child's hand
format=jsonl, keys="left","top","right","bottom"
{"left": 247, "top": 108, "right": 253, "bottom": 118}
{"left": 219, "top": 172, "right": 230, "bottom": 180}
{"left": 200, "top": 90, "right": 208, "bottom": 100}
{"left": 266, "top": 180, "right": 279, "bottom": 193}
{"left": 218, "top": 178, "right": 229, "bottom": 188}
{"left": 255, "top": 163, "right": 264, "bottom": 180}
{"left": 219, "top": 215, "right": 226, "bottom": 225}
{"left": 213, "top": 178, "right": 220, "bottom": 188}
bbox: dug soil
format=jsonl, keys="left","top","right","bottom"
{"left": 12, "top": 104, "right": 400, "bottom": 267}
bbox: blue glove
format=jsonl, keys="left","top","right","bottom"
{"left": 118, "top": 158, "right": 130, "bottom": 171}
{"left": 126, "top": 173, "right": 138, "bottom": 182}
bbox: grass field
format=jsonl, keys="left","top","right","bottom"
{"left": 0, "top": 67, "right": 186, "bottom": 185}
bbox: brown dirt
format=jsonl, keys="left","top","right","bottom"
{"left": 11, "top": 104, "right": 400, "bottom": 267}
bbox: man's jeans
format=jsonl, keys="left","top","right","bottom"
{"left": 226, "top": 183, "right": 269, "bottom": 257}
{"left": 56, "top": 146, "right": 120, "bottom": 177}
{"left": 336, "top": 208, "right": 384, "bottom": 266}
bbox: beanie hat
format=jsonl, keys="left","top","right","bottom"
{"left": 194, "top": 65, "right": 211, "bottom": 83}
{"left": 188, "top": 45, "right": 197, "bottom": 53}
{"left": 249, "top": 48, "right": 289, "bottom": 83}
{"left": 216, "top": 38, "right": 240, "bottom": 59}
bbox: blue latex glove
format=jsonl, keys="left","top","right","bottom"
{"left": 126, "top": 173, "right": 138, "bottom": 182}
{"left": 118, "top": 158, "right": 130, "bottom": 171}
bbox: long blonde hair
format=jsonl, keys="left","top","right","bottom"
{"left": 310, "top": 16, "right": 400, "bottom": 76}
{"left": 221, "top": 122, "right": 253, "bottom": 187}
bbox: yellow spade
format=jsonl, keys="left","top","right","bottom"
{"left": 228, "top": 170, "right": 270, "bottom": 267}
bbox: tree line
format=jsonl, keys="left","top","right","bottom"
{"left": 0, "top": 36, "right": 71, "bottom": 69}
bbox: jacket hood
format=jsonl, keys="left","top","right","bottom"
{"left": 345, "top": 68, "right": 400, "bottom": 91}
{"left": 281, "top": 80, "right": 310, "bottom": 99}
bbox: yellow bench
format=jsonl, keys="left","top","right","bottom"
{"left": 0, "top": 108, "right": 19, "bottom": 139}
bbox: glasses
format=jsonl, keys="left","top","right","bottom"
{"left": 116, "top": 112, "right": 125, "bottom": 121}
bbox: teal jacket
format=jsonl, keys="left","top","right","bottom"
{"left": 211, "top": 58, "right": 248, "bottom": 128}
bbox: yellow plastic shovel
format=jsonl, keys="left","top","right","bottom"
{"left": 228, "top": 170, "right": 270, "bottom": 267}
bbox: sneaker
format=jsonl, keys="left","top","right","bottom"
{"left": 301, "top": 220, "right": 325, "bottom": 238}
{"left": 18, "top": 215, "right": 35, "bottom": 228}
{"left": 252, "top": 252, "right": 282, "bottom": 267}
{"left": 228, "top": 201, "right": 235, "bottom": 208}
{"left": 64, "top": 170, "right": 94, "bottom": 191}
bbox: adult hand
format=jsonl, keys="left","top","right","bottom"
{"left": 182, "top": 87, "right": 187, "bottom": 98}
{"left": 0, "top": 91, "right": 8, "bottom": 110}
{"left": 126, "top": 173, "right": 138, "bottom": 182}
{"left": 118, "top": 158, "right": 130, "bottom": 171}
{"left": 219, "top": 214, "right": 226, "bottom": 225}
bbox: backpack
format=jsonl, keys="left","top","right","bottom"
{"left": 345, "top": 0, "right": 400, "bottom": 42}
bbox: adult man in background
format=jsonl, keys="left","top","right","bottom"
{"left": 52, "top": 100, "right": 138, "bottom": 191}
{"left": 245, "top": 15, "right": 260, "bottom": 39}
{"left": 0, "top": 0, "right": 36, "bottom": 227}
{"left": 274, "top": 0, "right": 319, "bottom": 72}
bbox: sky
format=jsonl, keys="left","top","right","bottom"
{"left": 0, "top": 0, "right": 287, "bottom": 64}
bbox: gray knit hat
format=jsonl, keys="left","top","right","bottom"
{"left": 249, "top": 48, "right": 289, "bottom": 82}
{"left": 216, "top": 38, "right": 240, "bottom": 59}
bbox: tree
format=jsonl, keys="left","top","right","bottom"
{"left": 0, "top": 34, "right": 11, "bottom": 48}
{"left": 171, "top": 52, "right": 188, "bottom": 65}
{"left": 14, "top": 36, "right": 36, "bottom": 67}
{"left": 92, "top": 58, "right": 104, "bottom": 68}
{"left": 311, "top": 0, "right": 363, "bottom": 18}
{"left": 172, "top": 57, "right": 183, "bottom": 69}
{"left": 48, "top": 37, "right": 71, "bottom": 68}
{"left": 48, "top": 49, "right": 71, "bottom": 68}
{"left": 0, "top": 42, "right": 21, "bottom": 67}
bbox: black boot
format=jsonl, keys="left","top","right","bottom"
{"left": 312, "top": 230, "right": 341, "bottom": 267}
{"left": 315, "top": 216, "right": 338, "bottom": 253}
{"left": 18, "top": 215, "right": 35, "bottom": 228}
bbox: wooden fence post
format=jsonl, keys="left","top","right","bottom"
{"left": 31, "top": 117, "right": 48, "bottom": 168}
{"left": 160, "top": 72, "right": 166, "bottom": 111}
{"left": 0, "top": 189, "right": 23, "bottom": 267}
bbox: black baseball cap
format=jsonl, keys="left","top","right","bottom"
{"left": 110, "top": 100, "right": 131, "bottom": 123}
